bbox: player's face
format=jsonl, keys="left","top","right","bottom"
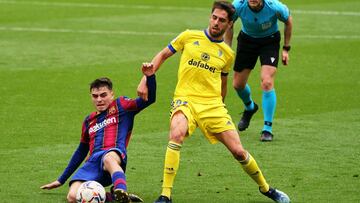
{"left": 209, "top": 8, "right": 232, "bottom": 39}
{"left": 248, "top": 0, "right": 262, "bottom": 9}
{"left": 91, "top": 86, "right": 114, "bottom": 112}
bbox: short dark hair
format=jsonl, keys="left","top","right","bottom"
{"left": 212, "top": 1, "right": 235, "bottom": 21}
{"left": 90, "top": 77, "right": 113, "bottom": 91}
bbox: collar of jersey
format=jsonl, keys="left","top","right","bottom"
{"left": 204, "top": 29, "right": 224, "bottom": 43}
{"left": 248, "top": 1, "right": 265, "bottom": 13}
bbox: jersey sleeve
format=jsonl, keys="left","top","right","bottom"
{"left": 272, "top": 0, "right": 290, "bottom": 22}
{"left": 232, "top": 0, "right": 243, "bottom": 22}
{"left": 221, "top": 45, "right": 235, "bottom": 75}
{"left": 80, "top": 117, "right": 90, "bottom": 143}
{"left": 119, "top": 75, "right": 156, "bottom": 114}
{"left": 223, "top": 55, "right": 233, "bottom": 75}
{"left": 57, "top": 142, "right": 89, "bottom": 184}
{"left": 168, "top": 30, "right": 190, "bottom": 53}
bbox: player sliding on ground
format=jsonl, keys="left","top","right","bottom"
{"left": 137, "top": 1, "right": 290, "bottom": 203}
{"left": 41, "top": 65, "right": 156, "bottom": 203}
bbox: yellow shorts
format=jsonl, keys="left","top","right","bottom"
{"left": 170, "top": 97, "right": 236, "bottom": 144}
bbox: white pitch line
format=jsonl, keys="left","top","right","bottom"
{"left": 1, "top": 0, "right": 360, "bottom": 16}
{"left": 0, "top": 26, "right": 178, "bottom": 36}
{"left": 0, "top": 0, "right": 208, "bottom": 11}
{"left": 291, "top": 10, "right": 360, "bottom": 16}
{"left": 296, "top": 35, "right": 360, "bottom": 39}
{"left": 0, "top": 26, "right": 359, "bottom": 40}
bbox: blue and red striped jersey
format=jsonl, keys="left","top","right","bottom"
{"left": 81, "top": 95, "right": 148, "bottom": 156}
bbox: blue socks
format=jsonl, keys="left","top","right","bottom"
{"left": 235, "top": 84, "right": 254, "bottom": 111}
{"left": 262, "top": 89, "right": 276, "bottom": 133}
{"left": 112, "top": 171, "right": 127, "bottom": 191}
{"left": 236, "top": 85, "right": 277, "bottom": 133}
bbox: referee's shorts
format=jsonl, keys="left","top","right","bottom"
{"left": 233, "top": 31, "right": 281, "bottom": 72}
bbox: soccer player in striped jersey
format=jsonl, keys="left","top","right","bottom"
{"left": 41, "top": 65, "right": 156, "bottom": 203}
{"left": 137, "top": 1, "right": 290, "bottom": 203}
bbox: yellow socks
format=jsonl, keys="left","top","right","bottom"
{"left": 160, "top": 144, "right": 269, "bottom": 197}
{"left": 239, "top": 152, "right": 270, "bottom": 193}
{"left": 161, "top": 141, "right": 182, "bottom": 198}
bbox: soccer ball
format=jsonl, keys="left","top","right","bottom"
{"left": 76, "top": 181, "right": 106, "bottom": 203}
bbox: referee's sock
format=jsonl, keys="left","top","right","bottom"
{"left": 262, "top": 89, "right": 276, "bottom": 133}
{"left": 161, "top": 141, "right": 182, "bottom": 198}
{"left": 235, "top": 83, "right": 255, "bottom": 111}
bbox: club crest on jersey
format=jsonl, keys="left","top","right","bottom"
{"left": 108, "top": 106, "right": 116, "bottom": 115}
{"left": 201, "top": 53, "right": 210, "bottom": 61}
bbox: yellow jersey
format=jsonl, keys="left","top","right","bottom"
{"left": 168, "top": 29, "right": 234, "bottom": 104}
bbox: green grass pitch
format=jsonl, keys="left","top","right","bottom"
{"left": 0, "top": 0, "right": 359, "bottom": 202}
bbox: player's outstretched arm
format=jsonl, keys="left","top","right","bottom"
{"left": 142, "top": 62, "right": 156, "bottom": 105}
{"left": 137, "top": 47, "right": 174, "bottom": 101}
{"left": 41, "top": 142, "right": 89, "bottom": 190}
{"left": 40, "top": 180, "right": 62, "bottom": 190}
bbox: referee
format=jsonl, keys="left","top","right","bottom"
{"left": 225, "top": 0, "right": 293, "bottom": 141}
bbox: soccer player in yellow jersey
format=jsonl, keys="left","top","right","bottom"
{"left": 137, "top": 1, "right": 290, "bottom": 203}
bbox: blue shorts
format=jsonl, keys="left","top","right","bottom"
{"left": 69, "top": 148, "right": 126, "bottom": 187}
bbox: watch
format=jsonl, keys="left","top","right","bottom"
{"left": 283, "top": 45, "right": 291, "bottom": 51}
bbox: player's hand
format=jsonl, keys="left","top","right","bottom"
{"left": 142, "top": 62, "right": 155, "bottom": 76}
{"left": 40, "top": 180, "right": 62, "bottom": 190}
{"left": 137, "top": 75, "right": 149, "bottom": 101}
{"left": 282, "top": 50, "right": 289, "bottom": 65}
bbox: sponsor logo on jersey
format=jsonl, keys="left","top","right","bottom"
{"left": 188, "top": 58, "right": 216, "bottom": 73}
{"left": 89, "top": 117, "right": 117, "bottom": 133}
{"left": 193, "top": 41, "right": 200, "bottom": 46}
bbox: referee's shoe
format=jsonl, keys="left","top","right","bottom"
{"left": 238, "top": 103, "right": 258, "bottom": 131}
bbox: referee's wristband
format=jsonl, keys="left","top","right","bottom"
{"left": 283, "top": 45, "right": 291, "bottom": 51}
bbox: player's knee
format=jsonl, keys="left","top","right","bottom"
{"left": 67, "top": 192, "right": 77, "bottom": 203}
{"left": 261, "top": 79, "right": 273, "bottom": 91}
{"left": 103, "top": 155, "right": 113, "bottom": 169}
{"left": 169, "top": 131, "right": 186, "bottom": 144}
{"left": 169, "top": 125, "right": 186, "bottom": 143}
{"left": 232, "top": 148, "right": 248, "bottom": 161}
{"left": 103, "top": 152, "right": 120, "bottom": 168}
{"left": 233, "top": 80, "right": 246, "bottom": 90}
{"left": 169, "top": 113, "right": 187, "bottom": 143}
